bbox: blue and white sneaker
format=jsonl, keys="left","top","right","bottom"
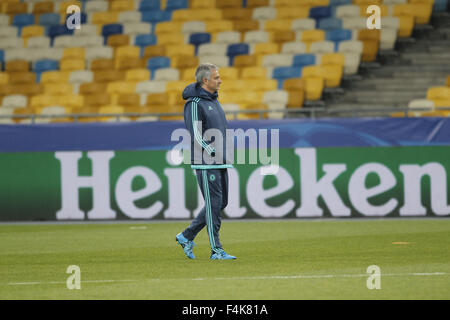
{"left": 175, "top": 233, "right": 196, "bottom": 259}
{"left": 210, "top": 248, "right": 236, "bottom": 260}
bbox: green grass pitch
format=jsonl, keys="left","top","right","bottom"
{"left": 0, "top": 219, "right": 449, "bottom": 300}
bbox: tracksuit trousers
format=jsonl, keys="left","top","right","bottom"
{"left": 182, "top": 168, "right": 228, "bottom": 254}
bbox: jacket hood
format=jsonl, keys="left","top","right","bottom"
{"left": 182, "top": 83, "right": 218, "bottom": 101}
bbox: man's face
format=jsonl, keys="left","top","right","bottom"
{"left": 203, "top": 68, "right": 222, "bottom": 93}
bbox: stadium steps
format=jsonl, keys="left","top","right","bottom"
{"left": 323, "top": 11, "right": 450, "bottom": 116}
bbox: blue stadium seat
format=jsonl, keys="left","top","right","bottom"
{"left": 34, "top": 60, "right": 59, "bottom": 82}
{"left": 139, "top": 0, "right": 161, "bottom": 11}
{"left": 135, "top": 34, "right": 157, "bottom": 56}
{"left": 48, "top": 25, "right": 74, "bottom": 45}
{"left": 293, "top": 54, "right": 316, "bottom": 68}
{"left": 329, "top": 0, "right": 351, "bottom": 6}
{"left": 13, "top": 14, "right": 34, "bottom": 28}
{"left": 141, "top": 10, "right": 171, "bottom": 24}
{"left": 227, "top": 43, "right": 249, "bottom": 65}
{"left": 0, "top": 50, "right": 4, "bottom": 64}
{"left": 326, "top": 29, "right": 352, "bottom": 51}
{"left": 318, "top": 17, "right": 342, "bottom": 30}
{"left": 165, "top": 0, "right": 188, "bottom": 11}
{"left": 189, "top": 33, "right": 211, "bottom": 54}
{"left": 310, "top": 6, "right": 332, "bottom": 25}
{"left": 147, "top": 57, "right": 170, "bottom": 79}
{"left": 272, "top": 67, "right": 302, "bottom": 89}
{"left": 39, "top": 13, "right": 61, "bottom": 28}
{"left": 102, "top": 23, "right": 124, "bottom": 44}
{"left": 13, "top": 14, "right": 35, "bottom": 35}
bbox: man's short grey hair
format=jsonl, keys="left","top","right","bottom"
{"left": 195, "top": 63, "right": 218, "bottom": 85}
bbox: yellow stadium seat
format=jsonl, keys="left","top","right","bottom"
{"left": 154, "top": 22, "right": 183, "bottom": 35}
{"left": 358, "top": 30, "right": 380, "bottom": 62}
{"left": 397, "top": 16, "right": 414, "bottom": 38}
{"left": 234, "top": 55, "right": 257, "bottom": 68}
{"left": 205, "top": 20, "right": 234, "bottom": 33}
{"left": 220, "top": 91, "right": 264, "bottom": 105}
{"left": 304, "top": 77, "right": 324, "bottom": 101}
{"left": 80, "top": 82, "right": 108, "bottom": 95}
{"left": 115, "top": 45, "right": 140, "bottom": 59}
{"left": 5, "top": 60, "right": 29, "bottom": 72}
{"left": 58, "top": 1, "right": 82, "bottom": 14}
{"left": 166, "top": 44, "right": 195, "bottom": 57}
{"left": 107, "top": 81, "right": 136, "bottom": 95}
{"left": 30, "top": 94, "right": 59, "bottom": 109}
{"left": 125, "top": 69, "right": 150, "bottom": 82}
{"left": 62, "top": 47, "right": 85, "bottom": 60}
{"left": 4, "top": 2, "right": 28, "bottom": 15}
{"left": 233, "top": 20, "right": 260, "bottom": 33}
{"left": 60, "top": 59, "right": 85, "bottom": 71}
{"left": 32, "top": 1, "right": 54, "bottom": 14}
{"left": 181, "top": 67, "right": 197, "bottom": 81}
{"left": 91, "top": 11, "right": 119, "bottom": 25}
{"left": 321, "top": 65, "right": 343, "bottom": 88}
{"left": 143, "top": 45, "right": 166, "bottom": 59}
{"left": 43, "top": 83, "right": 74, "bottom": 95}
{"left": 264, "top": 19, "right": 292, "bottom": 32}
{"left": 172, "top": 56, "right": 199, "bottom": 70}
{"left": 287, "top": 90, "right": 304, "bottom": 108}
{"left": 165, "top": 80, "right": 191, "bottom": 93}
{"left": 272, "top": 30, "right": 296, "bottom": 44}
{"left": 222, "top": 8, "right": 253, "bottom": 21}
{"left": 246, "top": 0, "right": 269, "bottom": 7}
{"left": 172, "top": 9, "right": 222, "bottom": 22}
{"left": 301, "top": 30, "right": 325, "bottom": 51}
{"left": 216, "top": 0, "right": 242, "bottom": 8}
{"left": 411, "top": 3, "right": 433, "bottom": 24}
{"left": 427, "top": 87, "right": 450, "bottom": 108}
{"left": 283, "top": 78, "right": 305, "bottom": 91}
{"left": 321, "top": 53, "right": 345, "bottom": 68}
{"left": 218, "top": 67, "right": 239, "bottom": 80}
{"left": 0, "top": 73, "right": 9, "bottom": 85}
{"left": 168, "top": 91, "right": 184, "bottom": 106}
{"left": 146, "top": 93, "right": 170, "bottom": 106}
{"left": 90, "top": 59, "right": 114, "bottom": 71}
{"left": 109, "top": 0, "right": 135, "bottom": 11}
{"left": 446, "top": 75, "right": 450, "bottom": 87}
{"left": 253, "top": 43, "right": 279, "bottom": 56}
{"left": 157, "top": 33, "right": 185, "bottom": 46}
{"left": 21, "top": 25, "right": 44, "bottom": 40}
{"left": 277, "top": 6, "right": 311, "bottom": 19}
{"left": 9, "top": 72, "right": 36, "bottom": 84}
{"left": 247, "top": 79, "right": 278, "bottom": 91}
{"left": 94, "top": 70, "right": 125, "bottom": 82}
{"left": 84, "top": 94, "right": 111, "bottom": 107}
{"left": 117, "top": 94, "right": 140, "bottom": 108}
{"left": 107, "top": 34, "right": 130, "bottom": 48}
{"left": 190, "top": 0, "right": 216, "bottom": 8}
{"left": 58, "top": 94, "right": 84, "bottom": 109}
{"left": 393, "top": 3, "right": 416, "bottom": 17}
{"left": 241, "top": 67, "right": 268, "bottom": 79}
{"left": 98, "top": 105, "right": 124, "bottom": 122}
{"left": 354, "top": 0, "right": 382, "bottom": 5}
{"left": 305, "top": 0, "right": 329, "bottom": 5}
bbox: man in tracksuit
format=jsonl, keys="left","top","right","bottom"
{"left": 175, "top": 63, "right": 236, "bottom": 260}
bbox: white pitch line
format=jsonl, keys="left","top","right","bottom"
{"left": 6, "top": 272, "right": 448, "bottom": 286}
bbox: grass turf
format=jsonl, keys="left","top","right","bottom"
{"left": 0, "top": 219, "right": 449, "bottom": 300}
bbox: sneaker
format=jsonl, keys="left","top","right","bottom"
{"left": 175, "top": 233, "right": 196, "bottom": 259}
{"left": 210, "top": 248, "right": 236, "bottom": 260}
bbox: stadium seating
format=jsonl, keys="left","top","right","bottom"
{"left": 0, "top": 0, "right": 448, "bottom": 123}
